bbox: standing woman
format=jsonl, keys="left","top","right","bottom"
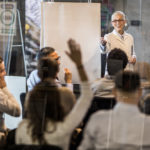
{"left": 100, "top": 11, "right": 136, "bottom": 72}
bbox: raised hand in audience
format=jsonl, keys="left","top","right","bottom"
{"left": 66, "top": 38, "right": 88, "bottom": 82}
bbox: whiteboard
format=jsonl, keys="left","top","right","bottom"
{"left": 41, "top": 2, "right": 101, "bottom": 83}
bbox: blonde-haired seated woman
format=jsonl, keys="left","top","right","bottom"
{"left": 134, "top": 62, "right": 150, "bottom": 114}
{"left": 134, "top": 62, "right": 150, "bottom": 87}
{"left": 15, "top": 39, "right": 93, "bottom": 150}
{"left": 134, "top": 62, "right": 150, "bottom": 96}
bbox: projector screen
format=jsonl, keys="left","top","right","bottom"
{"left": 41, "top": 2, "right": 101, "bottom": 83}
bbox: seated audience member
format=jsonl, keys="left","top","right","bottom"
{"left": 15, "top": 39, "right": 93, "bottom": 150}
{"left": 134, "top": 61, "right": 150, "bottom": 86}
{"left": 92, "top": 48, "right": 128, "bottom": 98}
{"left": 134, "top": 62, "right": 150, "bottom": 109}
{"left": 0, "top": 57, "right": 21, "bottom": 139}
{"left": 37, "top": 57, "right": 60, "bottom": 85}
{"left": 79, "top": 70, "right": 150, "bottom": 150}
{"left": 27, "top": 47, "right": 72, "bottom": 91}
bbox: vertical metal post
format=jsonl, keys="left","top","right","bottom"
{"left": 17, "top": 9, "right": 27, "bottom": 77}
{"left": 7, "top": 9, "right": 27, "bottom": 77}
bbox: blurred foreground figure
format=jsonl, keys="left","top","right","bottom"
{"left": 0, "top": 56, "right": 21, "bottom": 140}
{"left": 16, "top": 39, "right": 93, "bottom": 150}
{"left": 79, "top": 71, "right": 150, "bottom": 150}
{"left": 27, "top": 47, "right": 72, "bottom": 91}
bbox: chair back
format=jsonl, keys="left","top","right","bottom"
{"left": 20, "top": 92, "right": 26, "bottom": 118}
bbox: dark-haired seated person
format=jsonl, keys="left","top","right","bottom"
{"left": 92, "top": 48, "right": 128, "bottom": 98}
{"left": 27, "top": 47, "right": 72, "bottom": 91}
{"left": 15, "top": 39, "right": 93, "bottom": 150}
{"left": 0, "top": 57, "right": 21, "bottom": 140}
{"left": 79, "top": 71, "right": 150, "bottom": 150}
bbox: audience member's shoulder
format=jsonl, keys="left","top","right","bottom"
{"left": 92, "top": 77, "right": 109, "bottom": 85}
{"left": 59, "top": 86, "right": 74, "bottom": 98}
{"left": 91, "top": 78, "right": 108, "bottom": 92}
{"left": 92, "top": 78, "right": 102, "bottom": 86}
{"left": 16, "top": 119, "right": 29, "bottom": 143}
{"left": 18, "top": 119, "right": 29, "bottom": 127}
{"left": 16, "top": 119, "right": 29, "bottom": 133}
{"left": 89, "top": 110, "right": 112, "bottom": 123}
{"left": 27, "top": 70, "right": 39, "bottom": 83}
{"left": 29, "top": 69, "right": 38, "bottom": 77}
{"left": 93, "top": 109, "right": 112, "bottom": 117}
{"left": 59, "top": 86, "right": 72, "bottom": 92}
{"left": 86, "top": 110, "right": 112, "bottom": 130}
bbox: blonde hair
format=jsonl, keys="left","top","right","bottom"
{"left": 134, "top": 62, "right": 150, "bottom": 81}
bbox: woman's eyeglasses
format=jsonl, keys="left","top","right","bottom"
{"left": 112, "top": 19, "right": 124, "bottom": 23}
